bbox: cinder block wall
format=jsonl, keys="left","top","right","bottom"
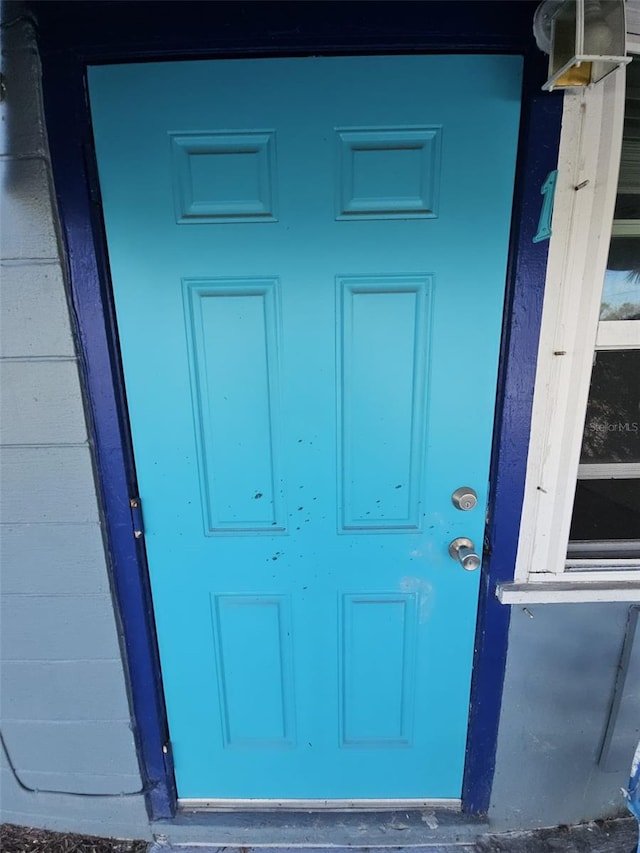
{"left": 0, "top": 8, "right": 150, "bottom": 838}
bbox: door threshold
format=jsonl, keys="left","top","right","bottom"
{"left": 155, "top": 804, "right": 484, "bottom": 847}
{"left": 178, "top": 798, "right": 461, "bottom": 812}
{"left": 150, "top": 816, "right": 638, "bottom": 852}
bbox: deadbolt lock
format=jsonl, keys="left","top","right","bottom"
{"left": 451, "top": 486, "right": 478, "bottom": 511}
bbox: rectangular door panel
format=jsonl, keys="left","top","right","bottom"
{"left": 339, "top": 275, "right": 431, "bottom": 530}
{"left": 341, "top": 593, "right": 418, "bottom": 747}
{"left": 212, "top": 594, "right": 295, "bottom": 747}
{"left": 184, "top": 278, "right": 285, "bottom": 533}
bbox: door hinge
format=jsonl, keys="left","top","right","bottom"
{"left": 162, "top": 739, "right": 174, "bottom": 775}
{"left": 130, "top": 497, "right": 144, "bottom": 539}
{"left": 83, "top": 142, "right": 103, "bottom": 206}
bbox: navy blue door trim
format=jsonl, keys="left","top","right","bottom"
{"left": 35, "top": 52, "right": 178, "bottom": 821}
{"left": 462, "top": 72, "right": 563, "bottom": 813}
{"left": 31, "top": 0, "right": 562, "bottom": 820}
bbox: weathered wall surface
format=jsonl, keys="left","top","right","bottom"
{"left": 0, "top": 9, "right": 151, "bottom": 838}
{"left": 0, "top": 2, "right": 638, "bottom": 841}
{"left": 491, "top": 603, "right": 639, "bottom": 829}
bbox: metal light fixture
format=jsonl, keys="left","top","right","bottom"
{"left": 534, "top": 0, "right": 630, "bottom": 91}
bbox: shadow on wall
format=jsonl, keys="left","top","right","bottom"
{"left": 1, "top": 2, "right": 47, "bottom": 173}
{"left": 1, "top": 7, "right": 60, "bottom": 269}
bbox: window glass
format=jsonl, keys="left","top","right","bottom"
{"left": 603, "top": 57, "right": 640, "bottom": 319}
{"left": 569, "top": 351, "right": 640, "bottom": 559}
{"left": 601, "top": 236, "right": 640, "bottom": 320}
{"left": 613, "top": 195, "right": 640, "bottom": 219}
{"left": 579, "top": 350, "right": 640, "bottom": 463}
{"left": 569, "top": 479, "right": 640, "bottom": 545}
{"left": 616, "top": 58, "right": 640, "bottom": 206}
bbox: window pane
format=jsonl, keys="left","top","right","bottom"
{"left": 568, "top": 61, "right": 640, "bottom": 562}
{"left": 613, "top": 195, "right": 640, "bottom": 219}
{"left": 579, "top": 350, "right": 640, "bottom": 464}
{"left": 568, "top": 479, "right": 640, "bottom": 558}
{"left": 616, "top": 58, "right": 640, "bottom": 207}
{"left": 604, "top": 57, "right": 640, "bottom": 317}
{"left": 600, "top": 236, "right": 640, "bottom": 320}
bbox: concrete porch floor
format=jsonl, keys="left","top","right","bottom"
{"left": 150, "top": 812, "right": 638, "bottom": 852}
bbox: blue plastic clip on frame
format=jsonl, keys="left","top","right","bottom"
{"left": 628, "top": 740, "right": 640, "bottom": 853}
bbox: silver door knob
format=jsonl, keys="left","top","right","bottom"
{"left": 449, "top": 537, "right": 481, "bottom": 571}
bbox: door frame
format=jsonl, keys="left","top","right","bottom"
{"left": 31, "top": 0, "right": 563, "bottom": 821}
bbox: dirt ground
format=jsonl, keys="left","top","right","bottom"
{"left": 0, "top": 825, "right": 147, "bottom": 853}
{"left": 1, "top": 819, "right": 638, "bottom": 853}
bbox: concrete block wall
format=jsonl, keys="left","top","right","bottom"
{"left": 0, "top": 9, "right": 150, "bottom": 838}
{"left": 491, "top": 603, "right": 639, "bottom": 829}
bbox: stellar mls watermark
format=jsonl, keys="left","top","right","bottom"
{"left": 589, "top": 420, "right": 639, "bottom": 434}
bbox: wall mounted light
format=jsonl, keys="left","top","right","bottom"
{"left": 534, "top": 0, "right": 630, "bottom": 90}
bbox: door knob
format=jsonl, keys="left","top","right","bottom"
{"left": 449, "top": 537, "right": 481, "bottom": 571}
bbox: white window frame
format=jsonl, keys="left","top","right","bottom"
{"left": 498, "top": 61, "right": 640, "bottom": 604}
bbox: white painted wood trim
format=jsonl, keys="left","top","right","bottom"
{"left": 514, "top": 70, "right": 629, "bottom": 586}
{"left": 596, "top": 320, "right": 640, "bottom": 348}
{"left": 565, "top": 564, "right": 640, "bottom": 575}
{"left": 627, "top": 35, "right": 640, "bottom": 53}
{"left": 611, "top": 220, "right": 640, "bottom": 234}
{"left": 497, "top": 581, "right": 640, "bottom": 604}
{"left": 628, "top": 0, "right": 640, "bottom": 53}
{"left": 578, "top": 462, "right": 640, "bottom": 477}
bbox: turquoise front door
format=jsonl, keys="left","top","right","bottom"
{"left": 89, "top": 55, "right": 521, "bottom": 802}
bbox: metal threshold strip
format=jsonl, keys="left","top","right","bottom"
{"left": 178, "top": 798, "right": 461, "bottom": 812}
